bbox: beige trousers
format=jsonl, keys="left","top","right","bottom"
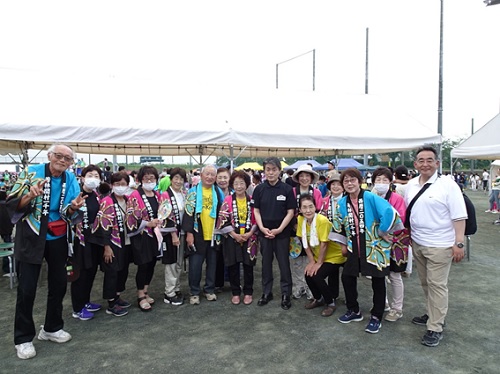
{"left": 412, "top": 241, "right": 453, "bottom": 332}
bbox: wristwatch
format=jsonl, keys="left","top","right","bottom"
{"left": 455, "top": 242, "right": 464, "bottom": 249}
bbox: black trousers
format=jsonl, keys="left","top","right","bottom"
{"left": 260, "top": 235, "right": 292, "bottom": 296}
{"left": 14, "top": 236, "right": 68, "bottom": 345}
{"left": 70, "top": 243, "right": 103, "bottom": 312}
{"left": 101, "top": 246, "right": 132, "bottom": 300}
{"left": 341, "top": 273, "right": 386, "bottom": 320}
{"left": 328, "top": 263, "right": 343, "bottom": 300}
{"left": 135, "top": 258, "right": 156, "bottom": 290}
{"left": 214, "top": 248, "right": 225, "bottom": 288}
{"left": 305, "top": 262, "right": 340, "bottom": 305}
{"left": 228, "top": 263, "right": 254, "bottom": 296}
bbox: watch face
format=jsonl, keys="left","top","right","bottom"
{"left": 457, "top": 243, "right": 464, "bottom": 248}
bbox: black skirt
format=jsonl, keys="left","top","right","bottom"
{"left": 222, "top": 236, "right": 256, "bottom": 267}
{"left": 130, "top": 233, "right": 159, "bottom": 265}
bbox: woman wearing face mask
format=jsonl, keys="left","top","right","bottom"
{"left": 126, "top": 166, "right": 164, "bottom": 312}
{"left": 70, "top": 165, "right": 106, "bottom": 321}
{"left": 94, "top": 172, "right": 132, "bottom": 317}
{"left": 371, "top": 167, "right": 410, "bottom": 323}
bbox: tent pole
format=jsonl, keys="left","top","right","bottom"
{"left": 229, "top": 145, "right": 234, "bottom": 172}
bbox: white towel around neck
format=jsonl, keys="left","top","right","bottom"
{"left": 302, "top": 213, "right": 319, "bottom": 249}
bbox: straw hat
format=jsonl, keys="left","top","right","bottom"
{"left": 326, "top": 173, "right": 341, "bottom": 190}
{"left": 292, "top": 164, "right": 319, "bottom": 184}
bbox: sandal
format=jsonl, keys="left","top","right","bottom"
{"left": 144, "top": 292, "right": 155, "bottom": 305}
{"left": 138, "top": 296, "right": 152, "bottom": 312}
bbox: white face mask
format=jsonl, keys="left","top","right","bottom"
{"left": 84, "top": 177, "right": 100, "bottom": 190}
{"left": 374, "top": 183, "right": 390, "bottom": 195}
{"left": 142, "top": 182, "right": 156, "bottom": 192}
{"left": 113, "top": 186, "right": 128, "bottom": 196}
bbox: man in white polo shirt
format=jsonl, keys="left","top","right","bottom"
{"left": 405, "top": 146, "right": 467, "bottom": 347}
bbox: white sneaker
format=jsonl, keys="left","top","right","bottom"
{"left": 485, "top": 209, "right": 492, "bottom": 213}
{"left": 189, "top": 295, "right": 200, "bottom": 305}
{"left": 204, "top": 293, "right": 217, "bottom": 301}
{"left": 292, "top": 288, "right": 305, "bottom": 299}
{"left": 15, "top": 342, "right": 36, "bottom": 359}
{"left": 384, "top": 309, "right": 403, "bottom": 322}
{"left": 37, "top": 326, "right": 72, "bottom": 343}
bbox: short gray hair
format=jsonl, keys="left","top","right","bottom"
{"left": 47, "top": 143, "right": 76, "bottom": 159}
{"left": 201, "top": 164, "right": 217, "bottom": 174}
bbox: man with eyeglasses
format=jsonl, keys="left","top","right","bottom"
{"left": 7, "top": 143, "right": 85, "bottom": 359}
{"left": 405, "top": 146, "right": 467, "bottom": 347}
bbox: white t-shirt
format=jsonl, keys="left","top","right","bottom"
{"left": 405, "top": 171, "right": 467, "bottom": 247}
{"left": 483, "top": 171, "right": 490, "bottom": 181}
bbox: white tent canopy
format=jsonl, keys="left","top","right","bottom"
{"left": 0, "top": 71, "right": 441, "bottom": 159}
{"left": 451, "top": 113, "right": 500, "bottom": 160}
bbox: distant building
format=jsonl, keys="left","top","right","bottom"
{"left": 139, "top": 156, "right": 163, "bottom": 164}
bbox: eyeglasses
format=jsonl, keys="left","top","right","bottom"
{"left": 343, "top": 178, "right": 358, "bottom": 184}
{"left": 142, "top": 177, "right": 157, "bottom": 182}
{"left": 51, "top": 153, "right": 74, "bottom": 163}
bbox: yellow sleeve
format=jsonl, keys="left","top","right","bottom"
{"left": 317, "top": 215, "right": 332, "bottom": 242}
{"left": 296, "top": 216, "right": 304, "bottom": 238}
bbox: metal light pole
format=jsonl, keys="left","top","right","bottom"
{"left": 365, "top": 27, "right": 369, "bottom": 95}
{"left": 437, "top": 0, "right": 444, "bottom": 173}
{"left": 363, "top": 27, "right": 369, "bottom": 168}
{"left": 470, "top": 118, "right": 475, "bottom": 173}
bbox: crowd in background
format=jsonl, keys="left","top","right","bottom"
{"left": 0, "top": 146, "right": 490, "bottom": 359}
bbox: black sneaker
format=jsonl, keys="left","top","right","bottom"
{"left": 175, "top": 291, "right": 185, "bottom": 300}
{"left": 421, "top": 330, "right": 443, "bottom": 347}
{"left": 164, "top": 293, "right": 184, "bottom": 306}
{"left": 114, "top": 298, "right": 131, "bottom": 308}
{"left": 412, "top": 314, "right": 429, "bottom": 326}
{"left": 106, "top": 305, "right": 129, "bottom": 317}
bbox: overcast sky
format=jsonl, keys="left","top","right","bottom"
{"left": 1, "top": 0, "right": 499, "bottom": 166}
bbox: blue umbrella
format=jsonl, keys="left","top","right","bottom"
{"left": 284, "top": 159, "right": 322, "bottom": 170}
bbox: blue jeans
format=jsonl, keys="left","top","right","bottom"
{"left": 188, "top": 241, "right": 217, "bottom": 295}
{"left": 489, "top": 189, "right": 500, "bottom": 211}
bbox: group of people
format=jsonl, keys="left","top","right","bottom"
{"left": 6, "top": 143, "right": 468, "bottom": 360}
